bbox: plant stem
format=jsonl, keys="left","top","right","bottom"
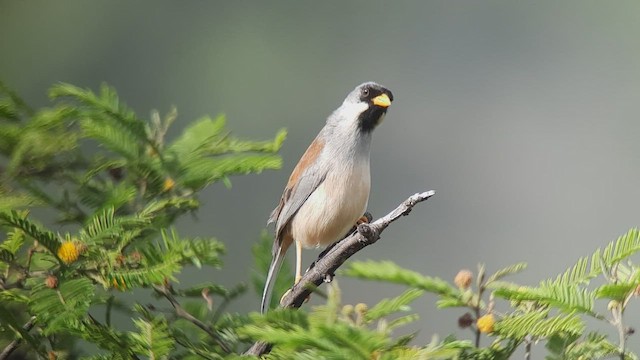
{"left": 153, "top": 284, "right": 231, "bottom": 353}
{"left": 0, "top": 317, "right": 36, "bottom": 360}
{"left": 524, "top": 336, "right": 532, "bottom": 360}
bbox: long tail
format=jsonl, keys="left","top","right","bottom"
{"left": 260, "top": 247, "right": 285, "bottom": 314}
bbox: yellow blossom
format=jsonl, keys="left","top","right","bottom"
{"left": 162, "top": 177, "right": 176, "bottom": 192}
{"left": 476, "top": 314, "right": 495, "bottom": 334}
{"left": 57, "top": 241, "right": 79, "bottom": 264}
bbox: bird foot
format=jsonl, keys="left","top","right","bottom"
{"left": 356, "top": 222, "right": 376, "bottom": 243}
{"left": 356, "top": 212, "right": 372, "bottom": 225}
{"left": 324, "top": 273, "right": 334, "bottom": 283}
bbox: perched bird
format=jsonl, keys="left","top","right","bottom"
{"left": 261, "top": 82, "right": 393, "bottom": 313}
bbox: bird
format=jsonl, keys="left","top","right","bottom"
{"left": 261, "top": 82, "right": 393, "bottom": 313}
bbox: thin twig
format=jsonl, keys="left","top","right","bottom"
{"left": 245, "top": 191, "right": 435, "bottom": 356}
{"left": 524, "top": 335, "right": 532, "bottom": 360}
{"left": 0, "top": 316, "right": 36, "bottom": 360}
{"left": 153, "top": 284, "right": 232, "bottom": 354}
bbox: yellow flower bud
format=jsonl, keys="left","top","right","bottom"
{"left": 162, "top": 177, "right": 176, "bottom": 192}
{"left": 476, "top": 314, "right": 495, "bottom": 334}
{"left": 57, "top": 241, "right": 79, "bottom": 264}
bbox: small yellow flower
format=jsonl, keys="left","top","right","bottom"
{"left": 454, "top": 269, "right": 473, "bottom": 289}
{"left": 476, "top": 314, "right": 495, "bottom": 334}
{"left": 162, "top": 177, "right": 176, "bottom": 192}
{"left": 57, "top": 241, "right": 79, "bottom": 264}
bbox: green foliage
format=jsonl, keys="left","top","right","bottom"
{"left": 28, "top": 278, "right": 95, "bottom": 335}
{"left": 365, "top": 288, "right": 424, "bottom": 323}
{"left": 0, "top": 81, "right": 285, "bottom": 358}
{"left": 494, "top": 311, "right": 584, "bottom": 341}
{"left": 130, "top": 316, "right": 175, "bottom": 358}
{"left": 342, "top": 260, "right": 464, "bottom": 308}
{"left": 0, "top": 210, "right": 61, "bottom": 256}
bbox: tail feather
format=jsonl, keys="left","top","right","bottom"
{"left": 260, "top": 248, "right": 285, "bottom": 314}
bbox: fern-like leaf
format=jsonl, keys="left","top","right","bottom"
{"left": 130, "top": 316, "right": 175, "bottom": 359}
{"left": 0, "top": 210, "right": 61, "bottom": 254}
{"left": 344, "top": 260, "right": 459, "bottom": 297}
{"left": 494, "top": 310, "right": 584, "bottom": 341}
{"left": 29, "top": 278, "right": 95, "bottom": 335}
{"left": 485, "top": 262, "right": 527, "bottom": 286}
{"left": 494, "top": 283, "right": 599, "bottom": 318}
{"left": 365, "top": 288, "right": 424, "bottom": 322}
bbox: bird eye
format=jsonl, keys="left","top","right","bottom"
{"left": 362, "top": 88, "right": 369, "bottom": 96}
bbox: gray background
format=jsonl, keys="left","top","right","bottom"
{"left": 2, "top": 1, "right": 639, "bottom": 357}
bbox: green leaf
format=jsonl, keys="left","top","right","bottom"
{"left": 77, "top": 321, "right": 134, "bottom": 355}
{"left": 29, "top": 278, "right": 95, "bottom": 335}
{"left": 485, "top": 262, "right": 527, "bottom": 286}
{"left": 365, "top": 288, "right": 424, "bottom": 322}
{"left": 167, "top": 115, "right": 228, "bottom": 160}
{"left": 130, "top": 316, "right": 175, "bottom": 359}
{"left": 0, "top": 228, "right": 25, "bottom": 254}
{"left": 594, "top": 282, "right": 638, "bottom": 302}
{"left": 343, "top": 260, "right": 461, "bottom": 297}
{"left": 494, "top": 283, "right": 598, "bottom": 318}
{"left": 494, "top": 310, "right": 584, "bottom": 341}
{"left": 0, "top": 288, "right": 30, "bottom": 303}
{"left": 0, "top": 210, "right": 61, "bottom": 255}
{"left": 386, "top": 313, "right": 420, "bottom": 331}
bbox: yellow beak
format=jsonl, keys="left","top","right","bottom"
{"left": 372, "top": 93, "right": 391, "bottom": 108}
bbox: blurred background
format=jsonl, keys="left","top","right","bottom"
{"left": 2, "top": 1, "right": 640, "bottom": 356}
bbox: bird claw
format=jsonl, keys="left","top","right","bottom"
{"left": 356, "top": 212, "right": 373, "bottom": 225}
{"left": 324, "top": 273, "right": 334, "bottom": 283}
{"left": 356, "top": 222, "right": 374, "bottom": 243}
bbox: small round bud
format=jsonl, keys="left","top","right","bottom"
{"left": 476, "top": 314, "right": 495, "bottom": 334}
{"left": 458, "top": 312, "right": 474, "bottom": 328}
{"left": 130, "top": 251, "right": 142, "bottom": 264}
{"left": 45, "top": 275, "right": 58, "bottom": 289}
{"left": 107, "top": 167, "right": 124, "bottom": 181}
{"left": 162, "top": 177, "right": 176, "bottom": 192}
{"left": 354, "top": 303, "right": 368, "bottom": 315}
{"left": 341, "top": 304, "right": 354, "bottom": 317}
{"left": 454, "top": 269, "right": 473, "bottom": 289}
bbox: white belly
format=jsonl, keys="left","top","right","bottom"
{"left": 291, "top": 162, "right": 370, "bottom": 248}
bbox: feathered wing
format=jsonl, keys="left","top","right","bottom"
{"left": 261, "top": 136, "right": 329, "bottom": 313}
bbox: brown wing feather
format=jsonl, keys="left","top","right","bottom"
{"left": 268, "top": 136, "right": 325, "bottom": 255}
{"left": 268, "top": 137, "right": 324, "bottom": 225}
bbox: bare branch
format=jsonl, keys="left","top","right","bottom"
{"left": 245, "top": 190, "right": 435, "bottom": 356}
{"left": 0, "top": 316, "right": 36, "bottom": 360}
{"left": 153, "top": 284, "right": 232, "bottom": 354}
